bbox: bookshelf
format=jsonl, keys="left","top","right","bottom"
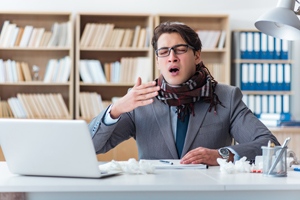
{"left": 231, "top": 30, "right": 300, "bottom": 157}
{"left": 75, "top": 13, "right": 154, "bottom": 161}
{"left": 75, "top": 13, "right": 154, "bottom": 122}
{"left": 154, "top": 14, "right": 231, "bottom": 84}
{"left": 232, "top": 30, "right": 292, "bottom": 124}
{"left": 0, "top": 12, "right": 74, "bottom": 119}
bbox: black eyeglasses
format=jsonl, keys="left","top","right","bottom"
{"left": 155, "top": 44, "right": 195, "bottom": 57}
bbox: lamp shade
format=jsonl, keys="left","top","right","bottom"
{"left": 255, "top": 0, "right": 300, "bottom": 40}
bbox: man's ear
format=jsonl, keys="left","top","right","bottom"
{"left": 156, "top": 56, "right": 161, "bottom": 70}
{"left": 195, "top": 50, "right": 201, "bottom": 64}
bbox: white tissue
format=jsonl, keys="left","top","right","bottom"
{"left": 99, "top": 158, "right": 155, "bottom": 174}
{"left": 217, "top": 156, "right": 251, "bottom": 174}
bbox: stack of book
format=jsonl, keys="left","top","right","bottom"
{"left": 258, "top": 112, "right": 292, "bottom": 127}
{"left": 80, "top": 23, "right": 150, "bottom": 48}
{"left": 0, "top": 20, "right": 72, "bottom": 48}
{"left": 79, "top": 57, "right": 152, "bottom": 84}
{"left": 0, "top": 100, "right": 14, "bottom": 118}
{"left": 7, "top": 93, "right": 69, "bottom": 119}
{"left": 196, "top": 30, "right": 226, "bottom": 49}
{"left": 79, "top": 92, "right": 111, "bottom": 120}
{"left": 0, "top": 56, "right": 71, "bottom": 83}
{"left": 43, "top": 56, "right": 71, "bottom": 83}
{"left": 0, "top": 59, "right": 32, "bottom": 82}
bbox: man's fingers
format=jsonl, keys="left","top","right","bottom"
{"left": 134, "top": 77, "right": 142, "bottom": 87}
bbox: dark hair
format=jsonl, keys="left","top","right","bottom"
{"left": 151, "top": 21, "right": 202, "bottom": 52}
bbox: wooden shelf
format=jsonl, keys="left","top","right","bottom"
{"left": 75, "top": 13, "right": 154, "bottom": 120}
{"left": 0, "top": 12, "right": 74, "bottom": 119}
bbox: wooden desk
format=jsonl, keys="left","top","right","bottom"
{"left": 0, "top": 162, "right": 300, "bottom": 200}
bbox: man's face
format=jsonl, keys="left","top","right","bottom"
{"left": 156, "top": 33, "right": 201, "bottom": 86}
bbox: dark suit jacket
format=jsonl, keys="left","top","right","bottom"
{"left": 89, "top": 84, "right": 280, "bottom": 160}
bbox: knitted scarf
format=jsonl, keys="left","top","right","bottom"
{"left": 156, "top": 61, "right": 222, "bottom": 120}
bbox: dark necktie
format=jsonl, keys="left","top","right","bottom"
{"left": 175, "top": 113, "right": 190, "bottom": 158}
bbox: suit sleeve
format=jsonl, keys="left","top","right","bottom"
{"left": 227, "top": 87, "right": 280, "bottom": 160}
{"left": 88, "top": 106, "right": 135, "bottom": 154}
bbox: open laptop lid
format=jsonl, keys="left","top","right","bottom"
{"left": 0, "top": 119, "right": 117, "bottom": 178}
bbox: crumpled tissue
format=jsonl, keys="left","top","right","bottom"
{"left": 99, "top": 158, "right": 155, "bottom": 174}
{"left": 217, "top": 156, "right": 251, "bottom": 174}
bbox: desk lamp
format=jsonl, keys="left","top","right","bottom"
{"left": 255, "top": 0, "right": 300, "bottom": 40}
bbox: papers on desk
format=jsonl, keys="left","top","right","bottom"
{"left": 152, "top": 160, "right": 208, "bottom": 169}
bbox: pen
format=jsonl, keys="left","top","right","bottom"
{"left": 159, "top": 160, "right": 173, "bottom": 165}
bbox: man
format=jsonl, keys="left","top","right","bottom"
{"left": 89, "top": 22, "right": 280, "bottom": 166}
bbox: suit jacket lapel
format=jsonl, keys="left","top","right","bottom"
{"left": 181, "top": 101, "right": 210, "bottom": 156}
{"left": 152, "top": 100, "right": 179, "bottom": 159}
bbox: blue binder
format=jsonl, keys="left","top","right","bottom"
{"left": 267, "top": 35, "right": 275, "bottom": 59}
{"left": 253, "top": 32, "right": 261, "bottom": 59}
{"left": 276, "top": 64, "right": 284, "bottom": 91}
{"left": 248, "top": 63, "right": 255, "bottom": 90}
{"left": 283, "top": 64, "right": 291, "bottom": 91}
{"left": 268, "top": 95, "right": 275, "bottom": 113}
{"left": 275, "top": 95, "right": 282, "bottom": 113}
{"left": 262, "top": 63, "right": 270, "bottom": 90}
{"left": 261, "top": 95, "right": 269, "bottom": 113}
{"left": 260, "top": 33, "right": 268, "bottom": 59}
{"left": 240, "top": 32, "right": 247, "bottom": 59}
{"left": 282, "top": 95, "right": 290, "bottom": 114}
{"left": 255, "top": 63, "right": 263, "bottom": 90}
{"left": 254, "top": 95, "right": 262, "bottom": 117}
{"left": 246, "top": 32, "right": 254, "bottom": 59}
{"left": 281, "top": 40, "right": 289, "bottom": 60}
{"left": 240, "top": 63, "right": 249, "bottom": 90}
{"left": 269, "top": 64, "right": 277, "bottom": 90}
{"left": 274, "top": 38, "right": 281, "bottom": 59}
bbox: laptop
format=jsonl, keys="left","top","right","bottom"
{"left": 0, "top": 118, "right": 121, "bottom": 178}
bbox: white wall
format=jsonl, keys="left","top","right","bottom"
{"left": 0, "top": 0, "right": 280, "bottom": 29}
{"left": 1, "top": 0, "right": 300, "bottom": 118}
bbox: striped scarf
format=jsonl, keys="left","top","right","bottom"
{"left": 156, "top": 62, "right": 222, "bottom": 120}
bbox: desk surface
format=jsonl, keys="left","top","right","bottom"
{"left": 0, "top": 162, "right": 300, "bottom": 200}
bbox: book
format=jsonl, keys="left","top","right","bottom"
{"left": 47, "top": 22, "right": 60, "bottom": 47}
{"left": 99, "top": 23, "right": 114, "bottom": 48}
{"left": 34, "top": 28, "right": 45, "bottom": 47}
{"left": 89, "top": 23, "right": 102, "bottom": 47}
{"left": 2, "top": 23, "right": 17, "bottom": 47}
{"left": 39, "top": 31, "right": 52, "bottom": 47}
{"left": 217, "top": 30, "right": 226, "bottom": 49}
{"left": 137, "top": 28, "right": 146, "bottom": 48}
{"left": 19, "top": 25, "right": 34, "bottom": 47}
{"left": 20, "top": 62, "right": 32, "bottom": 81}
{"left": 92, "top": 24, "right": 106, "bottom": 48}
{"left": 80, "top": 23, "right": 92, "bottom": 47}
{"left": 58, "top": 22, "right": 68, "bottom": 47}
{"left": 131, "top": 25, "right": 141, "bottom": 47}
{"left": 59, "top": 56, "right": 71, "bottom": 82}
{"left": 27, "top": 28, "right": 39, "bottom": 47}
{"left": 84, "top": 23, "right": 97, "bottom": 47}
{"left": 279, "top": 121, "right": 300, "bottom": 127}
{"left": 114, "top": 29, "right": 125, "bottom": 48}
{"left": 0, "top": 20, "right": 10, "bottom": 47}
{"left": 14, "top": 27, "right": 24, "bottom": 46}
{"left": 9, "top": 26, "right": 19, "bottom": 47}
{"left": 15, "top": 62, "right": 24, "bottom": 81}
{"left": 121, "top": 29, "right": 133, "bottom": 47}
{"left": 54, "top": 93, "right": 69, "bottom": 118}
